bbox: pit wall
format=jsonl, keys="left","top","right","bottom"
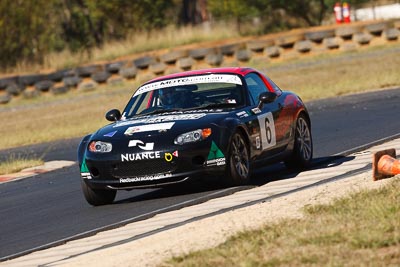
{"left": 1, "top": 20, "right": 399, "bottom": 104}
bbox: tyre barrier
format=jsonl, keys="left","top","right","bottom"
{"left": 205, "top": 53, "right": 224, "bottom": 66}
{"left": 119, "top": 66, "right": 137, "bottom": 79}
{"left": 6, "top": 83, "right": 22, "bottom": 96}
{"left": 1, "top": 19, "right": 399, "bottom": 104}
{"left": 76, "top": 64, "right": 102, "bottom": 78}
{"left": 91, "top": 71, "right": 111, "bottom": 83}
{"left": 353, "top": 32, "right": 373, "bottom": 45}
{"left": 189, "top": 47, "right": 216, "bottom": 60}
{"left": 149, "top": 62, "right": 167, "bottom": 75}
{"left": 0, "top": 92, "right": 11, "bottom": 104}
{"left": 105, "top": 61, "right": 126, "bottom": 74}
{"left": 219, "top": 43, "right": 241, "bottom": 56}
{"left": 63, "top": 76, "right": 82, "bottom": 88}
{"left": 294, "top": 40, "right": 313, "bottom": 53}
{"left": 305, "top": 29, "right": 335, "bottom": 43}
{"left": 133, "top": 56, "right": 156, "bottom": 69}
{"left": 0, "top": 76, "right": 18, "bottom": 90}
{"left": 51, "top": 85, "right": 70, "bottom": 95}
{"left": 159, "top": 50, "right": 188, "bottom": 64}
{"left": 236, "top": 49, "right": 252, "bottom": 62}
{"left": 35, "top": 80, "right": 54, "bottom": 92}
{"left": 383, "top": 28, "right": 400, "bottom": 41}
{"left": 246, "top": 39, "right": 274, "bottom": 52}
{"left": 264, "top": 46, "right": 281, "bottom": 58}
{"left": 365, "top": 22, "right": 387, "bottom": 35}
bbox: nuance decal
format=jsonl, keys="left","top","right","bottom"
{"left": 121, "top": 150, "right": 179, "bottom": 162}
{"left": 121, "top": 151, "right": 161, "bottom": 161}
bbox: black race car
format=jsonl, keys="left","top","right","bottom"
{"left": 78, "top": 67, "right": 313, "bottom": 206}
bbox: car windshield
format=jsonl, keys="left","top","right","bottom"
{"left": 121, "top": 74, "right": 245, "bottom": 119}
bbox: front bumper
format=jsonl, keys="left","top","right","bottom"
{"left": 80, "top": 141, "right": 227, "bottom": 190}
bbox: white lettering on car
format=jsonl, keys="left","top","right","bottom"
{"left": 119, "top": 173, "right": 172, "bottom": 183}
{"left": 206, "top": 157, "right": 226, "bottom": 166}
{"left": 121, "top": 151, "right": 161, "bottom": 162}
{"left": 134, "top": 74, "right": 242, "bottom": 96}
{"left": 123, "top": 122, "right": 175, "bottom": 134}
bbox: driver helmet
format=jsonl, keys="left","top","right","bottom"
{"left": 159, "top": 87, "right": 178, "bottom": 107}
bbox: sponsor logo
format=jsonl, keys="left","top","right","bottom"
{"left": 118, "top": 114, "right": 206, "bottom": 128}
{"left": 121, "top": 152, "right": 161, "bottom": 162}
{"left": 124, "top": 122, "right": 175, "bottom": 135}
{"left": 164, "top": 150, "right": 179, "bottom": 162}
{"left": 206, "top": 158, "right": 226, "bottom": 166}
{"left": 104, "top": 131, "right": 117, "bottom": 137}
{"left": 206, "top": 141, "right": 226, "bottom": 166}
{"left": 236, "top": 111, "right": 251, "bottom": 118}
{"left": 251, "top": 107, "right": 262, "bottom": 114}
{"left": 128, "top": 140, "right": 154, "bottom": 150}
{"left": 119, "top": 173, "right": 172, "bottom": 183}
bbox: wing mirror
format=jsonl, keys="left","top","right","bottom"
{"left": 105, "top": 109, "right": 121, "bottom": 121}
{"left": 257, "top": 92, "right": 277, "bottom": 109}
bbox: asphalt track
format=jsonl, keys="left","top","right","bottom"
{"left": 0, "top": 87, "right": 400, "bottom": 260}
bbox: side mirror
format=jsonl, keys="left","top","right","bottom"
{"left": 105, "top": 109, "right": 121, "bottom": 122}
{"left": 257, "top": 92, "right": 277, "bottom": 109}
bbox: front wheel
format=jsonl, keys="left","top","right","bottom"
{"left": 81, "top": 181, "right": 116, "bottom": 206}
{"left": 284, "top": 114, "right": 313, "bottom": 170}
{"left": 224, "top": 132, "right": 251, "bottom": 186}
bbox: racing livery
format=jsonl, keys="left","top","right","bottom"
{"left": 78, "top": 67, "right": 313, "bottom": 206}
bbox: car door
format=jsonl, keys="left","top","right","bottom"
{"left": 244, "top": 72, "right": 287, "bottom": 158}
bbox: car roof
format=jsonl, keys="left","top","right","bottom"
{"left": 143, "top": 67, "right": 258, "bottom": 85}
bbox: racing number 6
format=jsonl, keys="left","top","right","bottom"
{"left": 258, "top": 112, "right": 276, "bottom": 150}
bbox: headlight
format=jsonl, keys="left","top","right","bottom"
{"left": 88, "top": 141, "right": 112, "bottom": 153}
{"left": 174, "top": 128, "right": 212, "bottom": 145}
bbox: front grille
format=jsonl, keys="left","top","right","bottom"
{"left": 112, "top": 159, "right": 176, "bottom": 178}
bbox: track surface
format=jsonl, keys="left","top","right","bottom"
{"left": 0, "top": 87, "right": 400, "bottom": 259}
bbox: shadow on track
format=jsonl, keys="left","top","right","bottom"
{"left": 113, "top": 155, "right": 356, "bottom": 205}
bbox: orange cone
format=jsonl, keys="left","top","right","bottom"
{"left": 372, "top": 148, "right": 400, "bottom": 181}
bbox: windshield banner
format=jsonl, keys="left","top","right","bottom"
{"left": 134, "top": 74, "right": 242, "bottom": 96}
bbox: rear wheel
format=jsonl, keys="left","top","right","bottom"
{"left": 81, "top": 181, "right": 116, "bottom": 206}
{"left": 285, "top": 114, "right": 313, "bottom": 170}
{"left": 224, "top": 132, "right": 251, "bottom": 186}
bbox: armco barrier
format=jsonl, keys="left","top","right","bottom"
{"left": 0, "top": 20, "right": 399, "bottom": 105}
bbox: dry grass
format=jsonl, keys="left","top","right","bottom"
{"left": 10, "top": 23, "right": 240, "bottom": 74}
{"left": 164, "top": 178, "right": 400, "bottom": 266}
{"left": 0, "top": 155, "right": 44, "bottom": 175}
{"left": 255, "top": 43, "right": 400, "bottom": 101}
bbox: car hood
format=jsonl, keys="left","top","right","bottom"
{"left": 92, "top": 110, "right": 231, "bottom": 141}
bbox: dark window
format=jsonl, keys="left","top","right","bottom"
{"left": 245, "top": 73, "right": 268, "bottom": 105}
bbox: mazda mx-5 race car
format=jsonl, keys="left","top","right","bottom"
{"left": 78, "top": 67, "right": 313, "bottom": 206}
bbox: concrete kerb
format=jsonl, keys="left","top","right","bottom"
{"left": 1, "top": 137, "right": 400, "bottom": 266}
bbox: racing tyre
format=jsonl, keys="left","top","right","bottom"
{"left": 225, "top": 132, "right": 251, "bottom": 186}
{"left": 285, "top": 114, "right": 313, "bottom": 170}
{"left": 81, "top": 181, "right": 116, "bottom": 206}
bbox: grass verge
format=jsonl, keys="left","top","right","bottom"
{"left": 164, "top": 178, "right": 400, "bottom": 266}
{"left": 0, "top": 155, "right": 44, "bottom": 175}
